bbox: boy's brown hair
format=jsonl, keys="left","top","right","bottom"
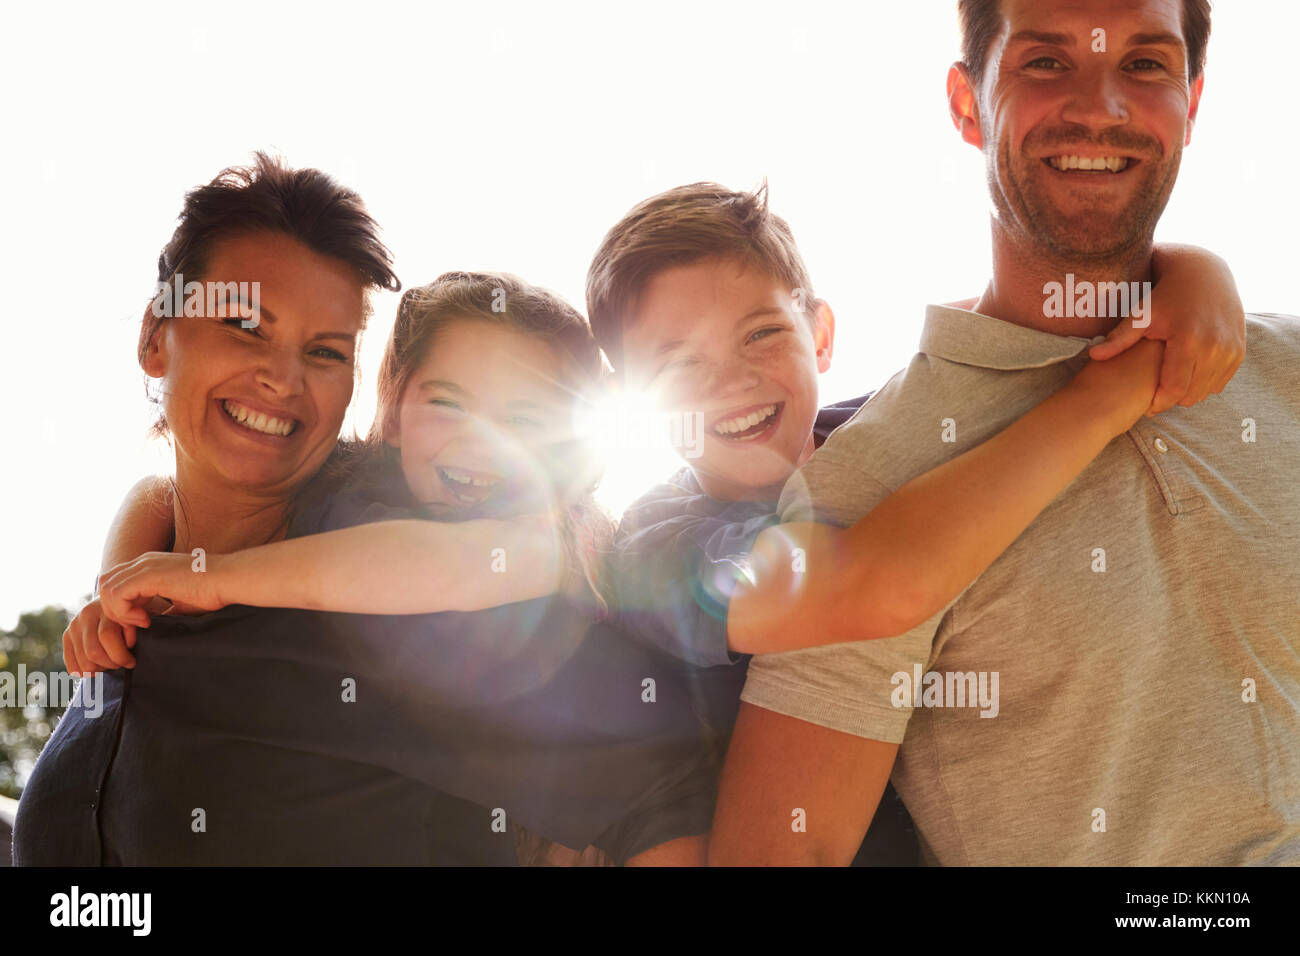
{"left": 585, "top": 181, "right": 818, "bottom": 374}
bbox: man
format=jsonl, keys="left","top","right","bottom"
{"left": 711, "top": 0, "right": 1300, "bottom": 865}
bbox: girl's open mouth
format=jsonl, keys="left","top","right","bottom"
{"left": 436, "top": 465, "right": 503, "bottom": 506}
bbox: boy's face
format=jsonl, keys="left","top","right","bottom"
{"left": 622, "top": 257, "right": 833, "bottom": 501}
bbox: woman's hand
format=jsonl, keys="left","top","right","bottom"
{"left": 62, "top": 597, "right": 135, "bottom": 675}
{"left": 98, "top": 552, "right": 230, "bottom": 630}
{"left": 1070, "top": 338, "right": 1167, "bottom": 435}
{"left": 1088, "top": 244, "right": 1246, "bottom": 414}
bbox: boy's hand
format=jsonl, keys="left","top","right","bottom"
{"left": 98, "top": 552, "right": 229, "bottom": 629}
{"left": 1072, "top": 339, "right": 1167, "bottom": 434}
{"left": 1088, "top": 244, "right": 1245, "bottom": 415}
{"left": 62, "top": 598, "right": 135, "bottom": 675}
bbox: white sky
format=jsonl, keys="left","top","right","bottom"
{"left": 2, "top": 0, "right": 1297, "bottom": 629}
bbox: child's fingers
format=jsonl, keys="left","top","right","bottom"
{"left": 100, "top": 578, "right": 154, "bottom": 629}
{"left": 96, "top": 615, "right": 136, "bottom": 669}
{"left": 62, "top": 627, "right": 82, "bottom": 677}
{"left": 1148, "top": 350, "right": 1196, "bottom": 416}
{"left": 1089, "top": 317, "right": 1146, "bottom": 361}
{"left": 75, "top": 622, "right": 117, "bottom": 672}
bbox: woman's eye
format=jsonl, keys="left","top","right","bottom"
{"left": 310, "top": 346, "right": 348, "bottom": 362}
{"left": 507, "top": 416, "right": 543, "bottom": 429}
{"left": 429, "top": 399, "right": 462, "bottom": 411}
{"left": 222, "top": 317, "right": 259, "bottom": 333}
{"left": 747, "top": 326, "right": 783, "bottom": 344}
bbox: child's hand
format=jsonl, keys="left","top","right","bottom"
{"left": 62, "top": 598, "right": 135, "bottom": 675}
{"left": 1071, "top": 338, "right": 1167, "bottom": 434}
{"left": 98, "top": 552, "right": 229, "bottom": 629}
{"left": 1088, "top": 244, "right": 1245, "bottom": 415}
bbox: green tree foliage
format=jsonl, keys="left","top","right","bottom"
{"left": 1, "top": 605, "right": 75, "bottom": 799}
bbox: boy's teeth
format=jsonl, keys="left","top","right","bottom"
{"left": 222, "top": 400, "right": 295, "bottom": 437}
{"left": 714, "top": 404, "right": 778, "bottom": 436}
{"left": 1048, "top": 155, "right": 1130, "bottom": 173}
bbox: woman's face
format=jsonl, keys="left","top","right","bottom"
{"left": 143, "top": 231, "right": 367, "bottom": 499}
{"left": 388, "top": 319, "right": 575, "bottom": 517}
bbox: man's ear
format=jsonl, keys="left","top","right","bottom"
{"left": 812, "top": 301, "right": 835, "bottom": 373}
{"left": 948, "top": 62, "right": 984, "bottom": 149}
{"left": 1184, "top": 74, "right": 1205, "bottom": 146}
{"left": 140, "top": 310, "right": 168, "bottom": 379}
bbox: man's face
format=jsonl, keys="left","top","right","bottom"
{"left": 621, "top": 257, "right": 833, "bottom": 501}
{"left": 964, "top": 0, "right": 1202, "bottom": 263}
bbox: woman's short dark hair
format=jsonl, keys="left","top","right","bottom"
{"left": 138, "top": 151, "right": 401, "bottom": 434}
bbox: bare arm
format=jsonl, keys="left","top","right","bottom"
{"left": 99, "top": 516, "right": 565, "bottom": 624}
{"left": 709, "top": 703, "right": 897, "bottom": 865}
{"left": 626, "top": 835, "right": 708, "bottom": 866}
{"left": 727, "top": 341, "right": 1160, "bottom": 654}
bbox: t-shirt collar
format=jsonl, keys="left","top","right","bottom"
{"left": 920, "top": 303, "right": 1104, "bottom": 370}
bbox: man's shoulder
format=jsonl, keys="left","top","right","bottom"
{"left": 1247, "top": 312, "right": 1300, "bottom": 349}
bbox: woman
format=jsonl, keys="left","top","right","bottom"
{"left": 13, "top": 155, "right": 714, "bottom": 865}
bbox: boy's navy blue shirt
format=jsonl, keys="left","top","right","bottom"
{"left": 610, "top": 394, "right": 871, "bottom": 669}
{"left": 13, "top": 456, "right": 716, "bottom": 866}
{"left": 607, "top": 392, "right": 920, "bottom": 865}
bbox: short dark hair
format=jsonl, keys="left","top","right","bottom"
{"left": 139, "top": 151, "right": 400, "bottom": 369}
{"left": 958, "top": 0, "right": 1212, "bottom": 89}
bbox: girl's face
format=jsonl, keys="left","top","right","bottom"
{"left": 143, "top": 231, "right": 366, "bottom": 500}
{"left": 388, "top": 319, "right": 575, "bottom": 516}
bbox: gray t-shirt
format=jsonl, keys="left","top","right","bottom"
{"left": 742, "top": 305, "right": 1300, "bottom": 865}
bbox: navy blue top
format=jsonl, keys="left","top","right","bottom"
{"left": 607, "top": 395, "right": 872, "bottom": 702}
{"left": 13, "top": 457, "right": 717, "bottom": 865}
{"left": 604, "top": 393, "right": 920, "bottom": 865}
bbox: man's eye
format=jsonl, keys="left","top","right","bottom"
{"left": 1025, "top": 56, "right": 1066, "bottom": 71}
{"left": 310, "top": 346, "right": 348, "bottom": 362}
{"left": 1127, "top": 58, "right": 1165, "bottom": 72}
{"left": 222, "top": 317, "right": 259, "bottom": 333}
{"left": 748, "top": 326, "right": 783, "bottom": 344}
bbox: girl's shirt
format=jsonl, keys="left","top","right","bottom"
{"left": 13, "top": 456, "right": 717, "bottom": 865}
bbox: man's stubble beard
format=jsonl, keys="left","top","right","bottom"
{"left": 987, "top": 133, "right": 1183, "bottom": 270}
